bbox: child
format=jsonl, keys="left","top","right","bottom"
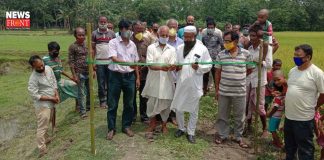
{"left": 267, "top": 70, "right": 287, "bottom": 148}
{"left": 265, "top": 59, "right": 282, "bottom": 111}
{"left": 254, "top": 9, "right": 273, "bottom": 61}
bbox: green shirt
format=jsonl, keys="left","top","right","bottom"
{"left": 43, "top": 55, "right": 63, "bottom": 81}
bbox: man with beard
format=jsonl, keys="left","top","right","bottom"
{"left": 177, "top": 15, "right": 195, "bottom": 39}
{"left": 171, "top": 26, "right": 212, "bottom": 143}
{"left": 28, "top": 55, "right": 59, "bottom": 157}
{"left": 91, "top": 16, "right": 116, "bottom": 109}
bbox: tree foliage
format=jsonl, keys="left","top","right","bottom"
{"left": 1, "top": 0, "right": 323, "bottom": 31}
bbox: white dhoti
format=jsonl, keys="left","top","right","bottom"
{"left": 146, "top": 97, "right": 171, "bottom": 121}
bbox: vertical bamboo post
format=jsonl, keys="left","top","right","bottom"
{"left": 254, "top": 39, "right": 264, "bottom": 153}
{"left": 86, "top": 23, "right": 96, "bottom": 155}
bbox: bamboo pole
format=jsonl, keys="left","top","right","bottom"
{"left": 253, "top": 39, "right": 264, "bottom": 154}
{"left": 86, "top": 23, "right": 96, "bottom": 155}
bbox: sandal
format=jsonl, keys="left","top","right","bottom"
{"left": 271, "top": 141, "right": 283, "bottom": 149}
{"left": 145, "top": 132, "right": 154, "bottom": 142}
{"left": 80, "top": 113, "right": 88, "bottom": 119}
{"left": 233, "top": 139, "right": 249, "bottom": 148}
{"left": 214, "top": 134, "right": 226, "bottom": 144}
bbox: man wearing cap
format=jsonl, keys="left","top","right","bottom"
{"left": 171, "top": 26, "right": 212, "bottom": 143}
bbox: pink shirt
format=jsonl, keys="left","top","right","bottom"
{"left": 108, "top": 36, "right": 139, "bottom": 73}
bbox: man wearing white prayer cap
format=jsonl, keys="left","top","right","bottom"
{"left": 171, "top": 25, "right": 212, "bottom": 143}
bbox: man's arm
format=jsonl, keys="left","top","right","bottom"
{"left": 91, "top": 32, "right": 97, "bottom": 59}
{"left": 194, "top": 48, "right": 212, "bottom": 74}
{"left": 28, "top": 77, "right": 56, "bottom": 103}
{"left": 108, "top": 40, "right": 125, "bottom": 63}
{"left": 68, "top": 45, "right": 77, "bottom": 78}
{"left": 62, "top": 71, "right": 75, "bottom": 81}
{"left": 146, "top": 45, "right": 168, "bottom": 71}
{"left": 214, "top": 68, "right": 221, "bottom": 100}
{"left": 267, "top": 106, "right": 278, "bottom": 118}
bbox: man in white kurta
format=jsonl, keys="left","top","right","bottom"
{"left": 171, "top": 26, "right": 212, "bottom": 143}
{"left": 141, "top": 26, "right": 177, "bottom": 138}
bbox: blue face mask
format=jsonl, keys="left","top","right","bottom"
{"left": 293, "top": 57, "right": 305, "bottom": 66}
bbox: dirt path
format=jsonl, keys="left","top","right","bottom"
{"left": 197, "top": 120, "right": 257, "bottom": 160}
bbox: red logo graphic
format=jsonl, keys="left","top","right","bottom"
{"left": 6, "top": 11, "right": 30, "bottom": 29}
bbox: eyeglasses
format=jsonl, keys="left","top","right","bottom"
{"left": 224, "top": 40, "right": 233, "bottom": 43}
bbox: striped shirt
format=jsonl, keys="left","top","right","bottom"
{"left": 215, "top": 47, "right": 254, "bottom": 97}
{"left": 43, "top": 56, "right": 63, "bottom": 81}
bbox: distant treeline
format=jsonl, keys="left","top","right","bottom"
{"left": 1, "top": 0, "right": 323, "bottom": 31}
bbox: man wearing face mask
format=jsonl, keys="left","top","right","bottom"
{"left": 68, "top": 27, "right": 94, "bottom": 119}
{"left": 201, "top": 17, "right": 222, "bottom": 38}
{"left": 43, "top": 42, "right": 78, "bottom": 107}
{"left": 28, "top": 55, "right": 59, "bottom": 157}
{"left": 171, "top": 26, "right": 212, "bottom": 143}
{"left": 166, "top": 19, "right": 184, "bottom": 49}
{"left": 202, "top": 19, "right": 224, "bottom": 95}
{"left": 214, "top": 31, "right": 254, "bottom": 148}
{"left": 177, "top": 15, "right": 195, "bottom": 40}
{"left": 284, "top": 44, "right": 324, "bottom": 160}
{"left": 91, "top": 16, "right": 116, "bottom": 109}
{"left": 166, "top": 18, "right": 184, "bottom": 125}
{"left": 141, "top": 26, "right": 177, "bottom": 140}
{"left": 130, "top": 21, "right": 151, "bottom": 123}
{"left": 106, "top": 19, "right": 140, "bottom": 140}
{"left": 145, "top": 23, "right": 159, "bottom": 44}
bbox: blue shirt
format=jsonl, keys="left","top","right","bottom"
{"left": 167, "top": 37, "right": 184, "bottom": 50}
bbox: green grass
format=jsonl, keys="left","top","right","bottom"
{"left": 273, "top": 32, "right": 324, "bottom": 74}
{"left": 0, "top": 31, "right": 323, "bottom": 160}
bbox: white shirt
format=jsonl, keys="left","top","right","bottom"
{"left": 108, "top": 36, "right": 139, "bottom": 73}
{"left": 141, "top": 43, "right": 177, "bottom": 99}
{"left": 171, "top": 42, "right": 212, "bottom": 113}
{"left": 285, "top": 64, "right": 324, "bottom": 121}
{"left": 246, "top": 45, "right": 273, "bottom": 88}
{"left": 28, "top": 66, "right": 57, "bottom": 108}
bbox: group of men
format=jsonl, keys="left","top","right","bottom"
{"left": 27, "top": 8, "right": 324, "bottom": 160}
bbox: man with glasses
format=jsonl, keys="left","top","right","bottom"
{"left": 214, "top": 31, "right": 254, "bottom": 148}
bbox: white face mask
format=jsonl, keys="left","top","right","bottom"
{"left": 159, "top": 37, "right": 169, "bottom": 44}
{"left": 98, "top": 23, "right": 108, "bottom": 30}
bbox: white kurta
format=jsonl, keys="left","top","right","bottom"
{"left": 171, "top": 42, "right": 212, "bottom": 113}
{"left": 141, "top": 43, "right": 177, "bottom": 117}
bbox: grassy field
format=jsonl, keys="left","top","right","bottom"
{"left": 0, "top": 31, "right": 323, "bottom": 160}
